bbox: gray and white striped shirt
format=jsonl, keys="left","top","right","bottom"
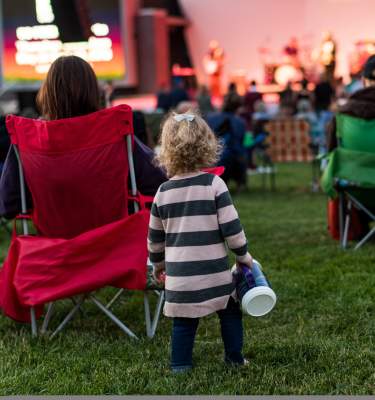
{"left": 148, "top": 171, "right": 251, "bottom": 318}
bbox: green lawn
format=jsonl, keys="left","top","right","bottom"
{"left": 1, "top": 163, "right": 375, "bottom": 395}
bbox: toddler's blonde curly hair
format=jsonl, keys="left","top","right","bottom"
{"left": 158, "top": 111, "right": 221, "bottom": 177}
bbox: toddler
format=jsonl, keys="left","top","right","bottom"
{"left": 147, "top": 111, "right": 253, "bottom": 372}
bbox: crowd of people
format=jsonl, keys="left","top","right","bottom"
{"left": 151, "top": 68, "right": 369, "bottom": 192}
{"left": 1, "top": 57, "right": 374, "bottom": 201}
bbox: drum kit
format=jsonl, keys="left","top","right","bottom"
{"left": 261, "top": 37, "right": 322, "bottom": 85}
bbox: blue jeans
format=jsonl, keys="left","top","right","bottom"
{"left": 171, "top": 298, "right": 244, "bottom": 372}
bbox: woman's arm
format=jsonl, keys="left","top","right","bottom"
{"left": 133, "top": 137, "right": 167, "bottom": 196}
{"left": 0, "top": 145, "right": 33, "bottom": 219}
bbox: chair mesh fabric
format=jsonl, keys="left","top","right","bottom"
{"left": 336, "top": 113, "right": 375, "bottom": 153}
{"left": 6, "top": 105, "right": 133, "bottom": 238}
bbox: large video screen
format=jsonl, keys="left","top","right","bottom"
{"left": 2, "top": 0, "right": 126, "bottom": 83}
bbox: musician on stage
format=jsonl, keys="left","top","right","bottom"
{"left": 320, "top": 32, "right": 337, "bottom": 82}
{"left": 203, "top": 40, "right": 225, "bottom": 98}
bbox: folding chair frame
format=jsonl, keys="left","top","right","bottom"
{"left": 106, "top": 288, "right": 165, "bottom": 339}
{"left": 14, "top": 135, "right": 164, "bottom": 339}
{"left": 339, "top": 190, "right": 375, "bottom": 250}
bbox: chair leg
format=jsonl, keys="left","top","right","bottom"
{"left": 71, "top": 297, "right": 87, "bottom": 317}
{"left": 344, "top": 193, "right": 375, "bottom": 250}
{"left": 342, "top": 200, "right": 352, "bottom": 249}
{"left": 30, "top": 307, "right": 37, "bottom": 337}
{"left": 144, "top": 292, "right": 152, "bottom": 338}
{"left": 354, "top": 227, "right": 375, "bottom": 250}
{"left": 50, "top": 296, "right": 85, "bottom": 339}
{"left": 150, "top": 291, "right": 164, "bottom": 338}
{"left": 40, "top": 302, "right": 54, "bottom": 334}
{"left": 90, "top": 295, "right": 138, "bottom": 339}
{"left": 339, "top": 192, "right": 345, "bottom": 243}
{"left": 106, "top": 288, "right": 124, "bottom": 310}
{"left": 144, "top": 291, "right": 165, "bottom": 339}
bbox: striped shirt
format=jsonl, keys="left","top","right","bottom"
{"left": 147, "top": 171, "right": 252, "bottom": 318}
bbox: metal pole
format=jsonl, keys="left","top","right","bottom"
{"left": 355, "top": 228, "right": 375, "bottom": 250}
{"left": 144, "top": 292, "right": 152, "bottom": 337}
{"left": 90, "top": 295, "right": 138, "bottom": 339}
{"left": 13, "top": 145, "right": 37, "bottom": 335}
{"left": 342, "top": 200, "right": 352, "bottom": 249}
{"left": 30, "top": 307, "right": 37, "bottom": 337}
{"left": 339, "top": 192, "right": 345, "bottom": 243}
{"left": 40, "top": 302, "right": 54, "bottom": 334}
{"left": 13, "top": 146, "right": 29, "bottom": 235}
{"left": 150, "top": 290, "right": 164, "bottom": 338}
{"left": 106, "top": 288, "right": 124, "bottom": 309}
{"left": 126, "top": 135, "right": 139, "bottom": 213}
{"left": 50, "top": 297, "right": 85, "bottom": 339}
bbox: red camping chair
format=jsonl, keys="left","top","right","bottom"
{"left": 0, "top": 105, "right": 164, "bottom": 338}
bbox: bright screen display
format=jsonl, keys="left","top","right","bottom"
{"left": 2, "top": 0, "right": 126, "bottom": 83}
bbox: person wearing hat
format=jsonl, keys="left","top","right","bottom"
{"left": 327, "top": 55, "right": 375, "bottom": 151}
{"left": 325, "top": 55, "right": 375, "bottom": 238}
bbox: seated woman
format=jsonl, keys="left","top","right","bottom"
{"left": 0, "top": 56, "right": 167, "bottom": 219}
{"left": 206, "top": 94, "right": 247, "bottom": 191}
{"left": 0, "top": 116, "right": 10, "bottom": 174}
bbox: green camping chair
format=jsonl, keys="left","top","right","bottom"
{"left": 321, "top": 113, "right": 375, "bottom": 249}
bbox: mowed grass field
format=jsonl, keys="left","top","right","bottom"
{"left": 1, "top": 163, "right": 375, "bottom": 395}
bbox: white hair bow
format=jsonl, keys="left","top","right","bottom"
{"left": 173, "top": 114, "right": 195, "bottom": 122}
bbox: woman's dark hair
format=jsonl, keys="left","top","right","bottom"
{"left": 36, "top": 56, "right": 100, "bottom": 120}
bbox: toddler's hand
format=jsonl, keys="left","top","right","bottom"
{"left": 153, "top": 264, "right": 166, "bottom": 283}
{"left": 236, "top": 254, "right": 253, "bottom": 271}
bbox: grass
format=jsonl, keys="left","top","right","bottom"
{"left": 1, "top": 163, "right": 375, "bottom": 395}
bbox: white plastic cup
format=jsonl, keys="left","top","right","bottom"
{"left": 234, "top": 259, "right": 277, "bottom": 317}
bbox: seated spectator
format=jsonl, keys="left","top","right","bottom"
{"left": 345, "top": 73, "right": 364, "bottom": 95}
{"left": 242, "top": 80, "right": 262, "bottom": 129}
{"left": 324, "top": 55, "right": 375, "bottom": 236}
{"left": 245, "top": 100, "right": 271, "bottom": 169}
{"left": 335, "top": 76, "right": 347, "bottom": 102}
{"left": 295, "top": 99, "right": 318, "bottom": 129}
{"left": 275, "top": 104, "right": 295, "bottom": 119}
{"left": 0, "top": 115, "right": 10, "bottom": 173}
{"left": 206, "top": 94, "right": 247, "bottom": 191}
{"left": 296, "top": 78, "right": 313, "bottom": 104}
{"left": 156, "top": 83, "right": 171, "bottom": 113}
{"left": 133, "top": 110, "right": 151, "bottom": 146}
{"left": 223, "top": 82, "right": 242, "bottom": 112}
{"left": 295, "top": 99, "right": 320, "bottom": 156}
{"left": 253, "top": 100, "right": 270, "bottom": 123}
{"left": 0, "top": 56, "right": 167, "bottom": 219}
{"left": 314, "top": 73, "right": 334, "bottom": 112}
{"left": 196, "top": 85, "right": 214, "bottom": 116}
{"left": 170, "top": 78, "right": 190, "bottom": 109}
{"left": 327, "top": 55, "right": 375, "bottom": 152}
{"left": 279, "top": 81, "right": 296, "bottom": 113}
